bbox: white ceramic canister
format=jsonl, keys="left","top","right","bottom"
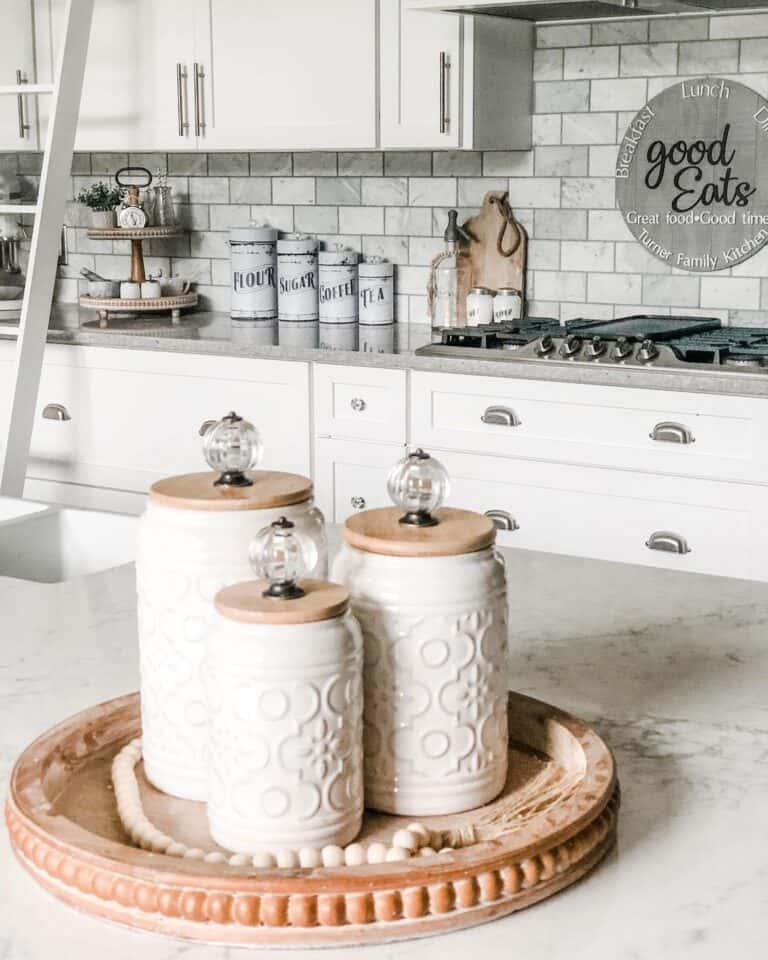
{"left": 205, "top": 518, "right": 364, "bottom": 853}
{"left": 319, "top": 247, "right": 359, "bottom": 325}
{"left": 229, "top": 226, "right": 278, "bottom": 321}
{"left": 466, "top": 286, "right": 495, "bottom": 326}
{"left": 493, "top": 287, "right": 523, "bottom": 324}
{"left": 278, "top": 234, "right": 319, "bottom": 323}
{"left": 331, "top": 449, "right": 508, "bottom": 816}
{"left": 137, "top": 413, "right": 327, "bottom": 802}
{"left": 358, "top": 257, "right": 394, "bottom": 327}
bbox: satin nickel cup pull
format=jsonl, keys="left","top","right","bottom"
{"left": 42, "top": 403, "right": 71, "bottom": 421}
{"left": 484, "top": 510, "right": 519, "bottom": 532}
{"left": 650, "top": 421, "right": 695, "bottom": 444}
{"left": 645, "top": 531, "right": 691, "bottom": 555}
{"left": 481, "top": 405, "right": 521, "bottom": 427}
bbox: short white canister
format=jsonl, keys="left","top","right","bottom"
{"left": 332, "top": 449, "right": 508, "bottom": 816}
{"left": 137, "top": 412, "right": 327, "bottom": 802}
{"left": 205, "top": 518, "right": 364, "bottom": 853}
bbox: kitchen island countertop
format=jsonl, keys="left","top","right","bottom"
{"left": 2, "top": 535, "right": 766, "bottom": 959}
{"left": 2, "top": 304, "right": 766, "bottom": 397}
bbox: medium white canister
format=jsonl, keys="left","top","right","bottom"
{"left": 277, "top": 234, "right": 319, "bottom": 323}
{"left": 229, "top": 226, "right": 278, "bottom": 322}
{"left": 205, "top": 518, "right": 364, "bottom": 853}
{"left": 332, "top": 449, "right": 508, "bottom": 816}
{"left": 319, "top": 247, "right": 358, "bottom": 325}
{"left": 137, "top": 412, "right": 327, "bottom": 802}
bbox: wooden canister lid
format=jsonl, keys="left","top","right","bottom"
{"left": 149, "top": 470, "right": 312, "bottom": 511}
{"left": 215, "top": 579, "right": 349, "bottom": 625}
{"left": 343, "top": 506, "right": 496, "bottom": 557}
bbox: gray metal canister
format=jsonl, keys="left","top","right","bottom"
{"left": 229, "top": 226, "right": 278, "bottom": 321}
{"left": 277, "top": 234, "right": 319, "bottom": 323}
{"left": 358, "top": 257, "right": 394, "bottom": 327}
{"left": 319, "top": 247, "right": 359, "bottom": 325}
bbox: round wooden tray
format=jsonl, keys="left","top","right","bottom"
{"left": 79, "top": 293, "right": 198, "bottom": 327}
{"left": 85, "top": 226, "right": 184, "bottom": 240}
{"left": 5, "top": 692, "right": 618, "bottom": 947}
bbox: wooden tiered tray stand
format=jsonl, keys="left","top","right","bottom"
{"left": 78, "top": 226, "right": 198, "bottom": 327}
{"left": 6, "top": 691, "right": 618, "bottom": 947}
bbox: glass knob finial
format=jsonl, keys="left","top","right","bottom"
{"left": 386, "top": 448, "right": 449, "bottom": 527}
{"left": 202, "top": 411, "right": 263, "bottom": 487}
{"left": 249, "top": 517, "right": 307, "bottom": 600}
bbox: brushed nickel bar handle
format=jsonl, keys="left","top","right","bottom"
{"left": 645, "top": 531, "right": 691, "bottom": 555}
{"left": 439, "top": 52, "right": 449, "bottom": 134}
{"left": 16, "top": 70, "right": 30, "bottom": 139}
{"left": 193, "top": 63, "right": 206, "bottom": 137}
{"left": 650, "top": 421, "right": 695, "bottom": 445}
{"left": 176, "top": 63, "right": 189, "bottom": 137}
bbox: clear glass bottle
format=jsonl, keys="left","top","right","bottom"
{"left": 432, "top": 210, "right": 467, "bottom": 340}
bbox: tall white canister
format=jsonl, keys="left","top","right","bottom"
{"left": 332, "top": 449, "right": 508, "bottom": 816}
{"left": 137, "top": 412, "right": 327, "bottom": 802}
{"left": 229, "top": 225, "right": 278, "bottom": 323}
{"left": 205, "top": 518, "right": 364, "bottom": 853}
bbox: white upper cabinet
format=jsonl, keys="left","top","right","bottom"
{"left": 199, "top": 0, "right": 378, "bottom": 151}
{"left": 0, "top": 1, "right": 38, "bottom": 151}
{"left": 381, "top": 0, "right": 533, "bottom": 150}
{"left": 36, "top": 0, "right": 202, "bottom": 152}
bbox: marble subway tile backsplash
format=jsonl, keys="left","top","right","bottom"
{"left": 5, "top": 11, "right": 768, "bottom": 324}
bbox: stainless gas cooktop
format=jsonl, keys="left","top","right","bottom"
{"left": 416, "top": 315, "right": 768, "bottom": 375}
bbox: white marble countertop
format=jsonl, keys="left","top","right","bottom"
{"left": 2, "top": 542, "right": 767, "bottom": 959}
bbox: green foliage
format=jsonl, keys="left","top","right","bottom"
{"left": 76, "top": 181, "right": 124, "bottom": 211}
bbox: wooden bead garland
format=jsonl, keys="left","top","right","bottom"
{"left": 111, "top": 740, "right": 454, "bottom": 869}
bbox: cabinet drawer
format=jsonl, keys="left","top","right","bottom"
{"left": 27, "top": 347, "right": 310, "bottom": 492}
{"left": 435, "top": 450, "right": 766, "bottom": 581}
{"left": 314, "top": 437, "right": 404, "bottom": 524}
{"left": 412, "top": 371, "right": 768, "bottom": 484}
{"left": 314, "top": 364, "right": 407, "bottom": 443}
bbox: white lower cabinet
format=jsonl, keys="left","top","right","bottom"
{"left": 14, "top": 345, "right": 310, "bottom": 510}
{"left": 314, "top": 437, "right": 405, "bottom": 524}
{"left": 432, "top": 449, "right": 767, "bottom": 581}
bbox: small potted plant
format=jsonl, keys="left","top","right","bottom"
{"left": 76, "top": 181, "right": 124, "bottom": 228}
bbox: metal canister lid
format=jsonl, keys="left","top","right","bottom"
{"left": 496, "top": 287, "right": 522, "bottom": 296}
{"left": 468, "top": 286, "right": 495, "bottom": 296}
{"left": 229, "top": 226, "right": 277, "bottom": 243}
{"left": 319, "top": 248, "right": 359, "bottom": 266}
{"left": 277, "top": 234, "right": 319, "bottom": 253}
{"left": 359, "top": 257, "right": 394, "bottom": 278}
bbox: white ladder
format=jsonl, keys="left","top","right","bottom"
{"left": 0, "top": 0, "right": 95, "bottom": 498}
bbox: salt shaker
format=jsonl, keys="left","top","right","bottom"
{"left": 136, "top": 412, "right": 327, "bottom": 802}
{"left": 205, "top": 518, "right": 364, "bottom": 853}
{"left": 332, "top": 449, "right": 508, "bottom": 816}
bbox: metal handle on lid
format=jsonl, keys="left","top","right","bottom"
{"left": 645, "top": 531, "right": 691, "bottom": 555}
{"left": 350, "top": 397, "right": 366, "bottom": 412}
{"left": 42, "top": 403, "right": 71, "bottom": 422}
{"left": 481, "top": 405, "right": 521, "bottom": 427}
{"left": 484, "top": 509, "right": 519, "bottom": 532}
{"left": 650, "top": 421, "right": 695, "bottom": 445}
{"left": 16, "top": 70, "right": 30, "bottom": 139}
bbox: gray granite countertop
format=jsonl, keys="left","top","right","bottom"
{"left": 2, "top": 530, "right": 767, "bottom": 958}
{"left": 2, "top": 305, "right": 767, "bottom": 397}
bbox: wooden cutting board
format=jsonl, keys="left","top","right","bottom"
{"left": 456, "top": 191, "right": 528, "bottom": 324}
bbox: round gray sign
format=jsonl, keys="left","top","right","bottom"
{"left": 616, "top": 78, "right": 768, "bottom": 272}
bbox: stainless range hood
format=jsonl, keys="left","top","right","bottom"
{"left": 408, "top": 0, "right": 768, "bottom": 21}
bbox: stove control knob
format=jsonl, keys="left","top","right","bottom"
{"left": 535, "top": 334, "right": 555, "bottom": 356}
{"left": 559, "top": 334, "right": 582, "bottom": 358}
{"left": 585, "top": 336, "right": 606, "bottom": 359}
{"left": 613, "top": 336, "right": 634, "bottom": 361}
{"left": 637, "top": 338, "right": 659, "bottom": 364}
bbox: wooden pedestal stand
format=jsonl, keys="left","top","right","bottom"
{"left": 79, "top": 226, "right": 198, "bottom": 327}
{"left": 6, "top": 691, "right": 618, "bottom": 947}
